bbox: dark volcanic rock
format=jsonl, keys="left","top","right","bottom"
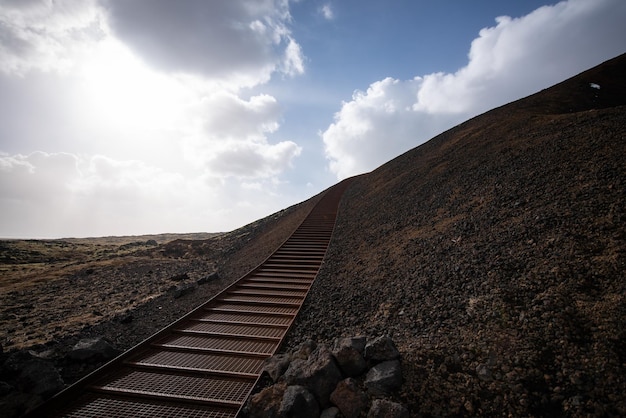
{"left": 279, "top": 385, "right": 319, "bottom": 418}
{"left": 169, "top": 272, "right": 189, "bottom": 282}
{"left": 172, "top": 282, "right": 198, "bottom": 298}
{"left": 364, "top": 360, "right": 403, "bottom": 395}
{"left": 2, "top": 353, "right": 65, "bottom": 399}
{"left": 67, "top": 337, "right": 120, "bottom": 362}
{"left": 0, "top": 381, "right": 13, "bottom": 396}
{"left": 367, "top": 399, "right": 410, "bottom": 418}
{"left": 320, "top": 406, "right": 340, "bottom": 418}
{"left": 262, "top": 353, "right": 291, "bottom": 383}
{"left": 14, "top": 357, "right": 64, "bottom": 398}
{"left": 331, "top": 336, "right": 367, "bottom": 377}
{"left": 330, "top": 378, "right": 368, "bottom": 418}
{"left": 247, "top": 382, "right": 287, "bottom": 418}
{"left": 291, "top": 339, "right": 316, "bottom": 360}
{"left": 197, "top": 270, "right": 219, "bottom": 285}
{"left": 364, "top": 335, "right": 400, "bottom": 363}
{"left": 283, "top": 344, "right": 342, "bottom": 408}
{"left": 245, "top": 336, "right": 409, "bottom": 417}
{"left": 0, "top": 351, "right": 64, "bottom": 418}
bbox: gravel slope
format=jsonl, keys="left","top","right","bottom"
{"left": 284, "top": 54, "right": 626, "bottom": 416}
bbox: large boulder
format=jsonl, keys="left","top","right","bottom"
{"left": 247, "top": 382, "right": 287, "bottom": 418}
{"left": 262, "top": 353, "right": 291, "bottom": 383}
{"left": 279, "top": 385, "right": 319, "bottom": 418}
{"left": 283, "top": 344, "right": 342, "bottom": 407}
{"left": 291, "top": 340, "right": 317, "bottom": 360}
{"left": 15, "top": 357, "right": 64, "bottom": 399}
{"left": 330, "top": 378, "right": 368, "bottom": 418}
{"left": 364, "top": 335, "right": 400, "bottom": 363}
{"left": 0, "top": 351, "right": 65, "bottom": 403}
{"left": 331, "top": 337, "right": 367, "bottom": 377}
{"left": 364, "top": 360, "right": 403, "bottom": 395}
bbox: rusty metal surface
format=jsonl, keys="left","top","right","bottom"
{"left": 27, "top": 178, "right": 353, "bottom": 417}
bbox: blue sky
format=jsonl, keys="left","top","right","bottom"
{"left": 1, "top": 0, "right": 624, "bottom": 238}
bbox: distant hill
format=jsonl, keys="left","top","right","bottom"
{"left": 288, "top": 53, "right": 626, "bottom": 416}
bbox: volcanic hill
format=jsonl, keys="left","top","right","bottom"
{"left": 1, "top": 53, "right": 625, "bottom": 417}
{"left": 284, "top": 53, "right": 626, "bottom": 416}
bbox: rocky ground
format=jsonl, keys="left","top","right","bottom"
{"left": 0, "top": 195, "right": 320, "bottom": 417}
{"left": 283, "top": 55, "right": 626, "bottom": 416}
{"left": 1, "top": 55, "right": 625, "bottom": 417}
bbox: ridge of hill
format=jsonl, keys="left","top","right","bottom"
{"left": 285, "top": 54, "right": 626, "bottom": 416}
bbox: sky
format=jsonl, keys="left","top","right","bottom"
{"left": 0, "top": 0, "right": 624, "bottom": 239}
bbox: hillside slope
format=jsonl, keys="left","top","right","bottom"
{"left": 287, "top": 54, "right": 626, "bottom": 416}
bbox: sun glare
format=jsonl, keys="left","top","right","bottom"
{"left": 78, "top": 40, "right": 187, "bottom": 131}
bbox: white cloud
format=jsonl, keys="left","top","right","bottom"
{"left": 201, "top": 92, "right": 282, "bottom": 140}
{"left": 283, "top": 37, "right": 305, "bottom": 76}
{"left": 322, "top": 0, "right": 626, "bottom": 179}
{"left": 323, "top": 77, "right": 437, "bottom": 179}
{"left": 100, "top": 0, "right": 303, "bottom": 87}
{"left": 0, "top": 0, "right": 308, "bottom": 238}
{"left": 202, "top": 140, "right": 302, "bottom": 179}
{"left": 0, "top": 151, "right": 79, "bottom": 201}
{"left": 320, "top": 4, "right": 334, "bottom": 20}
{"left": 0, "top": 0, "right": 103, "bottom": 75}
{"left": 0, "top": 0, "right": 305, "bottom": 86}
{"left": 0, "top": 152, "right": 300, "bottom": 238}
{"left": 183, "top": 91, "right": 302, "bottom": 179}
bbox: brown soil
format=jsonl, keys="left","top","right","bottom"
{"left": 2, "top": 54, "right": 625, "bottom": 417}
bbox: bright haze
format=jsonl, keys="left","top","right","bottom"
{"left": 1, "top": 0, "right": 624, "bottom": 239}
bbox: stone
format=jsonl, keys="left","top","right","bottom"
{"left": 283, "top": 344, "right": 342, "bottom": 408}
{"left": 332, "top": 337, "right": 368, "bottom": 376}
{"left": 279, "top": 385, "right": 319, "bottom": 418}
{"left": 291, "top": 339, "right": 317, "bottom": 360}
{"left": 172, "top": 282, "right": 197, "bottom": 298}
{"left": 119, "top": 313, "right": 134, "bottom": 324}
{"left": 29, "top": 348, "right": 56, "bottom": 360}
{"left": 197, "top": 271, "right": 219, "bottom": 285}
{"left": 3, "top": 392, "right": 43, "bottom": 418}
{"left": 330, "top": 378, "right": 368, "bottom": 418}
{"left": 320, "top": 406, "right": 341, "bottom": 418}
{"left": 335, "top": 336, "right": 366, "bottom": 353}
{"left": 263, "top": 353, "right": 291, "bottom": 383}
{"left": 364, "top": 335, "right": 400, "bottom": 362}
{"left": 67, "top": 337, "right": 120, "bottom": 362}
{"left": 0, "top": 380, "right": 14, "bottom": 396}
{"left": 16, "top": 357, "right": 64, "bottom": 398}
{"left": 476, "top": 363, "right": 492, "bottom": 381}
{"left": 365, "top": 360, "right": 403, "bottom": 395}
{"left": 367, "top": 399, "right": 410, "bottom": 418}
{"left": 3, "top": 351, "right": 30, "bottom": 374}
{"left": 169, "top": 273, "right": 189, "bottom": 282}
{"left": 247, "top": 382, "right": 287, "bottom": 418}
